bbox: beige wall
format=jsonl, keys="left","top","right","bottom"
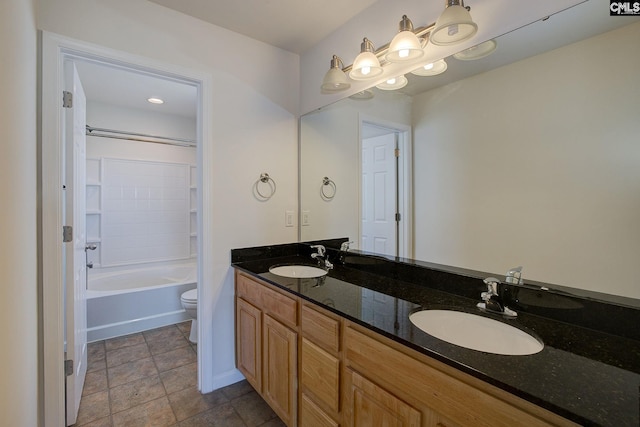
{"left": 0, "top": 0, "right": 39, "bottom": 425}
{"left": 413, "top": 22, "right": 640, "bottom": 298}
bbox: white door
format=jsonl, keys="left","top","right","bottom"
{"left": 361, "top": 132, "right": 397, "bottom": 256}
{"left": 64, "top": 61, "right": 88, "bottom": 426}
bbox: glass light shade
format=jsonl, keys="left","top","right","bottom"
{"left": 349, "top": 89, "right": 374, "bottom": 100}
{"left": 376, "top": 75, "right": 408, "bottom": 91}
{"left": 350, "top": 52, "right": 383, "bottom": 80}
{"left": 321, "top": 55, "right": 351, "bottom": 93}
{"left": 411, "top": 59, "right": 448, "bottom": 76}
{"left": 453, "top": 39, "right": 497, "bottom": 60}
{"left": 385, "top": 16, "right": 424, "bottom": 63}
{"left": 350, "top": 38, "right": 383, "bottom": 80}
{"left": 430, "top": 3, "right": 478, "bottom": 46}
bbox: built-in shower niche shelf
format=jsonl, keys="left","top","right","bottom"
{"left": 86, "top": 158, "right": 103, "bottom": 265}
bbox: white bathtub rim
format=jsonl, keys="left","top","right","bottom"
{"left": 89, "top": 260, "right": 196, "bottom": 281}
{"left": 87, "top": 261, "right": 197, "bottom": 298}
{"left": 87, "top": 280, "right": 196, "bottom": 299}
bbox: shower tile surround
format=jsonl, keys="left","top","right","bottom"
{"left": 232, "top": 241, "right": 640, "bottom": 426}
{"left": 86, "top": 158, "right": 197, "bottom": 268}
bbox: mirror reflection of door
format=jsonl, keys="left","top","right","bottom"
{"left": 361, "top": 124, "right": 399, "bottom": 257}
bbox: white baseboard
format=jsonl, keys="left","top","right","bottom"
{"left": 207, "top": 368, "right": 246, "bottom": 393}
{"left": 87, "top": 311, "right": 191, "bottom": 342}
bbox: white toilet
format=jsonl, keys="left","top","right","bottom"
{"left": 180, "top": 288, "right": 198, "bottom": 343}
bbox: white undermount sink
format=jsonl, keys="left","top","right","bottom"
{"left": 269, "top": 265, "right": 328, "bottom": 278}
{"left": 409, "top": 310, "right": 544, "bottom": 356}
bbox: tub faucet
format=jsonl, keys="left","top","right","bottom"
{"left": 477, "top": 277, "right": 517, "bottom": 317}
{"left": 311, "top": 245, "right": 333, "bottom": 269}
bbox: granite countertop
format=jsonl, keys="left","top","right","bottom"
{"left": 231, "top": 245, "right": 640, "bottom": 427}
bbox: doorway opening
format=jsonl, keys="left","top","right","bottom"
{"left": 360, "top": 119, "right": 412, "bottom": 258}
{"left": 41, "top": 33, "right": 211, "bottom": 426}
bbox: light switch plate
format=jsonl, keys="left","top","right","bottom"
{"left": 285, "top": 210, "right": 294, "bottom": 227}
{"left": 302, "top": 210, "right": 310, "bottom": 226}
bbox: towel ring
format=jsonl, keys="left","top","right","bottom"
{"left": 255, "top": 173, "right": 276, "bottom": 200}
{"left": 321, "top": 176, "right": 336, "bottom": 200}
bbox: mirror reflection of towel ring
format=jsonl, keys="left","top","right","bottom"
{"left": 321, "top": 176, "right": 336, "bottom": 200}
{"left": 255, "top": 173, "right": 276, "bottom": 200}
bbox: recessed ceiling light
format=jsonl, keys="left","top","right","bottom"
{"left": 147, "top": 97, "right": 164, "bottom": 104}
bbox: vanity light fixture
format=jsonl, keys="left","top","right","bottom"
{"left": 321, "top": 55, "right": 351, "bottom": 93}
{"left": 147, "top": 97, "right": 164, "bottom": 104}
{"left": 411, "top": 59, "right": 448, "bottom": 76}
{"left": 430, "top": 0, "right": 478, "bottom": 46}
{"left": 385, "top": 15, "right": 425, "bottom": 63}
{"left": 376, "top": 75, "right": 408, "bottom": 91}
{"left": 453, "top": 39, "right": 497, "bottom": 60}
{"left": 319, "top": 4, "right": 479, "bottom": 93}
{"left": 349, "top": 38, "right": 384, "bottom": 80}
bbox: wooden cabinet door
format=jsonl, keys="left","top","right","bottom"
{"left": 301, "top": 393, "right": 340, "bottom": 427}
{"left": 263, "top": 314, "right": 298, "bottom": 426}
{"left": 301, "top": 337, "right": 340, "bottom": 413}
{"left": 346, "top": 369, "right": 421, "bottom": 427}
{"left": 236, "top": 298, "right": 262, "bottom": 392}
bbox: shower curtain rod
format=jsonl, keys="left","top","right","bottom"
{"left": 85, "top": 125, "right": 196, "bottom": 147}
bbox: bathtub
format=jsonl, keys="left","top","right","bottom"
{"left": 87, "top": 261, "right": 197, "bottom": 342}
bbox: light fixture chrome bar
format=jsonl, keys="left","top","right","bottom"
{"left": 342, "top": 23, "right": 436, "bottom": 73}
{"left": 85, "top": 125, "right": 196, "bottom": 147}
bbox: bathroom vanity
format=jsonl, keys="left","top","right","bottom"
{"left": 231, "top": 242, "right": 640, "bottom": 427}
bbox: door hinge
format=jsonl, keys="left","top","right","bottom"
{"left": 63, "top": 225, "right": 73, "bottom": 243}
{"left": 395, "top": 213, "right": 401, "bottom": 222}
{"left": 394, "top": 148, "right": 400, "bottom": 157}
{"left": 64, "top": 359, "right": 74, "bottom": 376}
{"left": 63, "top": 91, "right": 73, "bottom": 108}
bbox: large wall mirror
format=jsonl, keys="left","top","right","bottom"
{"left": 300, "top": 1, "right": 640, "bottom": 302}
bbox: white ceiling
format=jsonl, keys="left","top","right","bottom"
{"left": 74, "top": 60, "right": 198, "bottom": 119}
{"left": 147, "top": 0, "right": 379, "bottom": 54}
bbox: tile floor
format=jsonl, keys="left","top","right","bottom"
{"left": 73, "top": 321, "right": 285, "bottom": 427}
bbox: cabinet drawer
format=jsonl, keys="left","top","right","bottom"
{"left": 301, "top": 337, "right": 340, "bottom": 413}
{"left": 236, "top": 273, "right": 297, "bottom": 328}
{"left": 301, "top": 304, "right": 340, "bottom": 353}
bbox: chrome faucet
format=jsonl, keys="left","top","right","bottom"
{"left": 340, "top": 241, "right": 353, "bottom": 252}
{"left": 477, "top": 277, "right": 517, "bottom": 317}
{"left": 311, "top": 245, "right": 333, "bottom": 269}
{"left": 338, "top": 241, "right": 353, "bottom": 264}
{"left": 505, "top": 266, "right": 523, "bottom": 285}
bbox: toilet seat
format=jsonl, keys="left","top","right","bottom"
{"left": 181, "top": 289, "right": 197, "bottom": 303}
